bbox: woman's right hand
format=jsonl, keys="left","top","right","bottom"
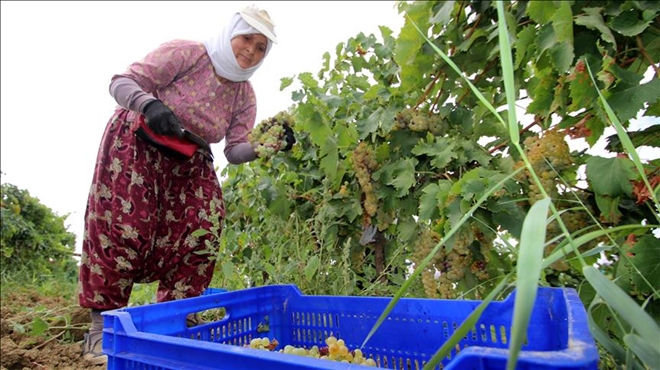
{"left": 282, "top": 124, "right": 295, "bottom": 151}
{"left": 142, "top": 100, "right": 184, "bottom": 137}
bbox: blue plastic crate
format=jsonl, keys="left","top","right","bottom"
{"left": 102, "top": 285, "right": 598, "bottom": 370}
{"left": 202, "top": 287, "right": 228, "bottom": 296}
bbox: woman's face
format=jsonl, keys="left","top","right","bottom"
{"left": 231, "top": 33, "right": 268, "bottom": 69}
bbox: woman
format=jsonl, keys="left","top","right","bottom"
{"left": 78, "top": 5, "right": 293, "bottom": 365}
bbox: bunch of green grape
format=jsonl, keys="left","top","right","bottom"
{"left": 394, "top": 108, "right": 447, "bottom": 135}
{"left": 247, "top": 336, "right": 378, "bottom": 366}
{"left": 248, "top": 111, "right": 293, "bottom": 158}
{"left": 248, "top": 337, "right": 280, "bottom": 351}
{"left": 438, "top": 233, "right": 472, "bottom": 299}
{"left": 518, "top": 128, "right": 573, "bottom": 203}
{"left": 410, "top": 228, "right": 441, "bottom": 298}
{"left": 352, "top": 142, "right": 379, "bottom": 218}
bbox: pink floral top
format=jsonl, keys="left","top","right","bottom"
{"left": 114, "top": 39, "right": 257, "bottom": 154}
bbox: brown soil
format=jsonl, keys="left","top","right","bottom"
{"left": 1, "top": 288, "right": 104, "bottom": 370}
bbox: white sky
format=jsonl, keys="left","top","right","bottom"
{"left": 0, "top": 1, "right": 404, "bottom": 253}
{"left": 1, "top": 1, "right": 657, "bottom": 256}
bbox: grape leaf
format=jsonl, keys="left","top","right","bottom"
{"left": 457, "top": 169, "right": 484, "bottom": 202}
{"left": 615, "top": 235, "right": 660, "bottom": 295}
{"left": 298, "top": 102, "right": 331, "bottom": 147}
{"left": 605, "top": 124, "right": 660, "bottom": 152}
{"left": 388, "top": 158, "right": 418, "bottom": 197}
{"left": 457, "top": 28, "right": 488, "bottom": 53}
{"left": 536, "top": 23, "right": 556, "bottom": 56}
{"left": 411, "top": 137, "right": 457, "bottom": 169}
{"left": 356, "top": 107, "right": 384, "bottom": 140}
{"left": 586, "top": 156, "right": 636, "bottom": 197}
{"left": 552, "top": 1, "right": 573, "bottom": 44}
{"left": 279, "top": 77, "right": 293, "bottom": 90}
{"left": 396, "top": 216, "right": 418, "bottom": 243}
{"left": 549, "top": 41, "right": 575, "bottom": 73}
{"left": 609, "top": 9, "right": 653, "bottom": 37}
{"left": 418, "top": 181, "right": 451, "bottom": 221}
{"left": 568, "top": 66, "right": 598, "bottom": 112}
{"left": 607, "top": 77, "right": 660, "bottom": 123}
{"left": 298, "top": 72, "right": 319, "bottom": 89}
{"left": 515, "top": 25, "right": 537, "bottom": 69}
{"left": 647, "top": 100, "right": 660, "bottom": 117}
{"left": 585, "top": 114, "right": 607, "bottom": 147}
{"left": 491, "top": 200, "right": 527, "bottom": 238}
{"left": 418, "top": 183, "right": 441, "bottom": 221}
{"left": 459, "top": 140, "right": 492, "bottom": 167}
{"left": 430, "top": 0, "right": 455, "bottom": 25}
{"left": 595, "top": 194, "right": 623, "bottom": 224}
{"left": 527, "top": 69, "right": 555, "bottom": 116}
{"left": 575, "top": 7, "right": 617, "bottom": 47}
{"left": 394, "top": 2, "right": 433, "bottom": 93}
{"left": 335, "top": 120, "right": 359, "bottom": 149}
{"left": 320, "top": 135, "right": 338, "bottom": 182}
{"left": 444, "top": 195, "right": 468, "bottom": 237}
{"left": 527, "top": 0, "right": 556, "bottom": 24}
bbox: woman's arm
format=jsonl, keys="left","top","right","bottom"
{"left": 225, "top": 142, "right": 257, "bottom": 164}
{"left": 108, "top": 76, "right": 156, "bottom": 113}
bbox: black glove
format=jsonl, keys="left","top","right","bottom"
{"left": 282, "top": 124, "right": 295, "bottom": 151}
{"left": 142, "top": 100, "right": 184, "bottom": 137}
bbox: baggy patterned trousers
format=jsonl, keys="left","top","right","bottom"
{"left": 78, "top": 108, "right": 225, "bottom": 310}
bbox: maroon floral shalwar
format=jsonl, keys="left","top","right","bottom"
{"left": 78, "top": 39, "right": 258, "bottom": 310}
{"left": 78, "top": 109, "right": 225, "bottom": 309}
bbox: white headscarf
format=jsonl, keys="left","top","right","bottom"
{"left": 203, "top": 6, "right": 277, "bottom": 82}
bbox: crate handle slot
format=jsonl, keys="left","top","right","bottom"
{"left": 186, "top": 306, "right": 229, "bottom": 327}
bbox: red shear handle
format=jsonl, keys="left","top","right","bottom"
{"left": 134, "top": 115, "right": 199, "bottom": 158}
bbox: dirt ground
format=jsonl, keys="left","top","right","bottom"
{"left": 1, "top": 288, "right": 105, "bottom": 370}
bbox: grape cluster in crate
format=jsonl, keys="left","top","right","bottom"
{"left": 246, "top": 335, "right": 378, "bottom": 366}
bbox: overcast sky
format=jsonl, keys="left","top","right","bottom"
{"left": 1, "top": 1, "right": 657, "bottom": 256}
{"left": 0, "top": 1, "right": 404, "bottom": 253}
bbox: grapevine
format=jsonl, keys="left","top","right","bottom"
{"left": 245, "top": 335, "right": 378, "bottom": 366}
{"left": 248, "top": 111, "right": 294, "bottom": 158}
{"left": 218, "top": 2, "right": 659, "bottom": 368}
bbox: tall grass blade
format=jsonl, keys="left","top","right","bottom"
{"left": 542, "top": 224, "right": 656, "bottom": 268}
{"left": 587, "top": 299, "right": 631, "bottom": 367}
{"left": 583, "top": 265, "right": 660, "bottom": 350}
{"left": 495, "top": 1, "right": 519, "bottom": 145}
{"left": 624, "top": 333, "right": 660, "bottom": 369}
{"left": 507, "top": 197, "right": 551, "bottom": 370}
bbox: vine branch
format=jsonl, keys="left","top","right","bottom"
{"left": 415, "top": 73, "right": 442, "bottom": 110}
{"left": 636, "top": 35, "right": 659, "bottom": 78}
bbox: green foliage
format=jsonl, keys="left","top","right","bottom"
{"left": 209, "top": 1, "right": 659, "bottom": 368}
{"left": 1, "top": 182, "right": 78, "bottom": 282}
